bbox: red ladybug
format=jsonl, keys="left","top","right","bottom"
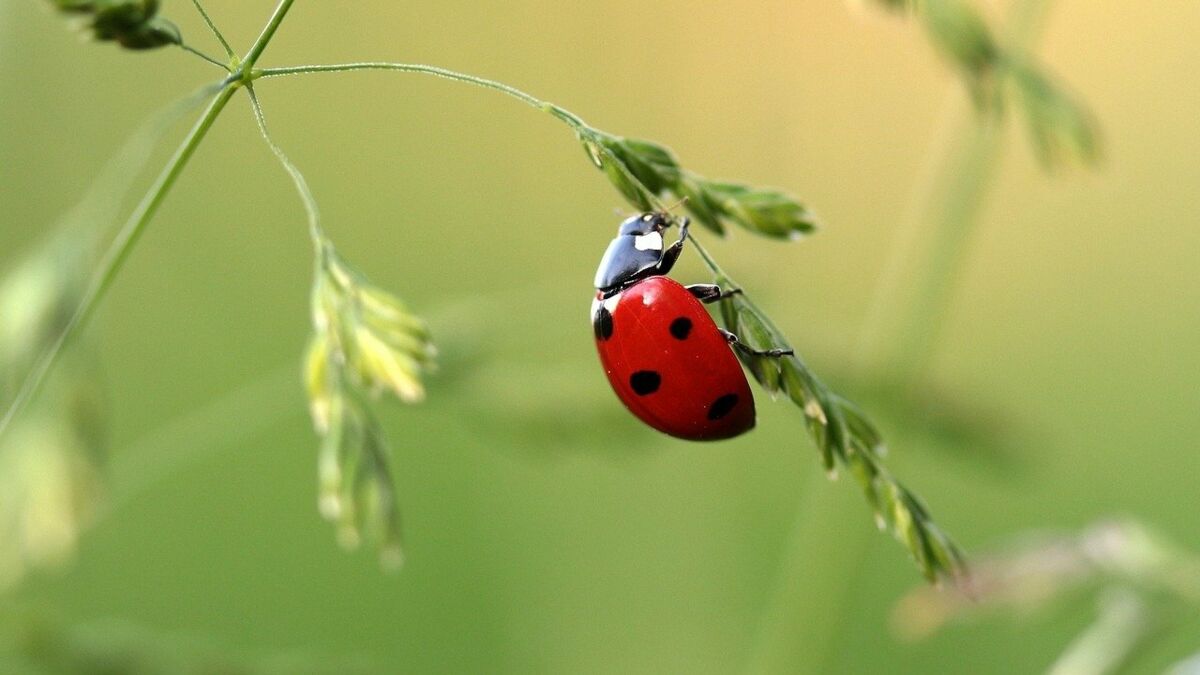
{"left": 591, "top": 212, "right": 792, "bottom": 441}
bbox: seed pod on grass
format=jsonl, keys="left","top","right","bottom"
{"left": 48, "top": 0, "right": 181, "bottom": 50}
{"left": 303, "top": 243, "right": 434, "bottom": 569}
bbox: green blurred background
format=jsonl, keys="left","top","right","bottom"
{"left": 2, "top": 1, "right": 1199, "bottom": 672}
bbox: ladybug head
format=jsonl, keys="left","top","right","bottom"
{"left": 616, "top": 212, "right": 671, "bottom": 236}
{"left": 594, "top": 212, "right": 679, "bottom": 293}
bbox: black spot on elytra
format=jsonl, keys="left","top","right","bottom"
{"left": 707, "top": 393, "right": 739, "bottom": 420}
{"left": 629, "top": 370, "right": 661, "bottom": 395}
{"left": 594, "top": 305, "right": 613, "bottom": 340}
{"left": 669, "top": 317, "right": 692, "bottom": 340}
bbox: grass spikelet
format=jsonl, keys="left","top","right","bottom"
{"left": 303, "top": 243, "right": 433, "bottom": 568}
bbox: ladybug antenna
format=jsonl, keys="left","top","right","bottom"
{"left": 663, "top": 195, "right": 689, "bottom": 215}
{"left": 658, "top": 196, "right": 690, "bottom": 230}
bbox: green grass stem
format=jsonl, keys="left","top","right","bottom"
{"left": 0, "top": 0, "right": 298, "bottom": 444}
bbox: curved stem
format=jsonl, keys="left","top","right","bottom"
{"left": 179, "top": 43, "right": 229, "bottom": 70}
{"left": 244, "top": 85, "right": 326, "bottom": 248}
{"left": 254, "top": 62, "right": 593, "bottom": 136}
{"left": 1, "top": 0, "right": 299, "bottom": 442}
{"left": 253, "top": 61, "right": 662, "bottom": 217}
{"left": 189, "top": 0, "right": 236, "bottom": 59}
{"left": 257, "top": 62, "right": 559, "bottom": 118}
{"left": 0, "top": 84, "right": 238, "bottom": 441}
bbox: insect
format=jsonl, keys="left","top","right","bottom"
{"left": 591, "top": 212, "right": 792, "bottom": 440}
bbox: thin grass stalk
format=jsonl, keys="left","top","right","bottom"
{"left": 0, "top": 0, "right": 298, "bottom": 444}
{"left": 751, "top": 1, "right": 1056, "bottom": 671}
{"left": 862, "top": 0, "right": 1056, "bottom": 391}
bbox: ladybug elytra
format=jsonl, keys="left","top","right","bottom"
{"left": 591, "top": 212, "right": 792, "bottom": 441}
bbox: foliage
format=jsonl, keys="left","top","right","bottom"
{"left": 710, "top": 251, "right": 964, "bottom": 581}
{"left": 0, "top": 237, "right": 104, "bottom": 593}
{"left": 48, "top": 0, "right": 181, "bottom": 50}
{"left": 584, "top": 122, "right": 964, "bottom": 581}
{"left": 583, "top": 134, "right": 818, "bottom": 239}
{"left": 4, "top": 0, "right": 970, "bottom": 583}
{"left": 304, "top": 246, "right": 435, "bottom": 567}
{"left": 864, "top": 0, "right": 1100, "bottom": 167}
{"left": 893, "top": 519, "right": 1200, "bottom": 672}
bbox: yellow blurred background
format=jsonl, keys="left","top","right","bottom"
{"left": 1, "top": 1, "right": 1198, "bottom": 672}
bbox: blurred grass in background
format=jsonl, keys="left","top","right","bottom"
{"left": 2, "top": 0, "right": 1199, "bottom": 672}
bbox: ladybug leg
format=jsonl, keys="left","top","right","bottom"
{"left": 687, "top": 284, "right": 721, "bottom": 302}
{"left": 719, "top": 329, "right": 795, "bottom": 358}
{"left": 652, "top": 217, "right": 691, "bottom": 276}
{"left": 686, "top": 284, "right": 743, "bottom": 304}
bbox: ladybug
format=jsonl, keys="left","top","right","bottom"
{"left": 591, "top": 212, "right": 792, "bottom": 441}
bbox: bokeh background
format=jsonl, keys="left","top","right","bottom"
{"left": 2, "top": 1, "right": 1199, "bottom": 673}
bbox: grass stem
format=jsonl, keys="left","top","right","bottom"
{"left": 189, "top": 0, "right": 236, "bottom": 59}
{"left": 179, "top": 43, "right": 228, "bottom": 70}
{"left": 0, "top": 84, "right": 237, "bottom": 443}
{"left": 253, "top": 62, "right": 663, "bottom": 219}
{"left": 256, "top": 62, "right": 548, "bottom": 114}
{"left": 0, "top": 0, "right": 300, "bottom": 443}
{"left": 241, "top": 0, "right": 295, "bottom": 74}
{"left": 244, "top": 85, "right": 325, "bottom": 247}
{"left": 861, "top": 0, "right": 1054, "bottom": 391}
{"left": 254, "top": 62, "right": 595, "bottom": 137}
{"left": 881, "top": 120, "right": 1002, "bottom": 388}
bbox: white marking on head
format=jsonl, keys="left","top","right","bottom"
{"left": 633, "top": 231, "right": 663, "bottom": 251}
{"left": 603, "top": 294, "right": 621, "bottom": 312}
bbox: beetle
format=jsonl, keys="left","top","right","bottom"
{"left": 591, "top": 212, "right": 792, "bottom": 441}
